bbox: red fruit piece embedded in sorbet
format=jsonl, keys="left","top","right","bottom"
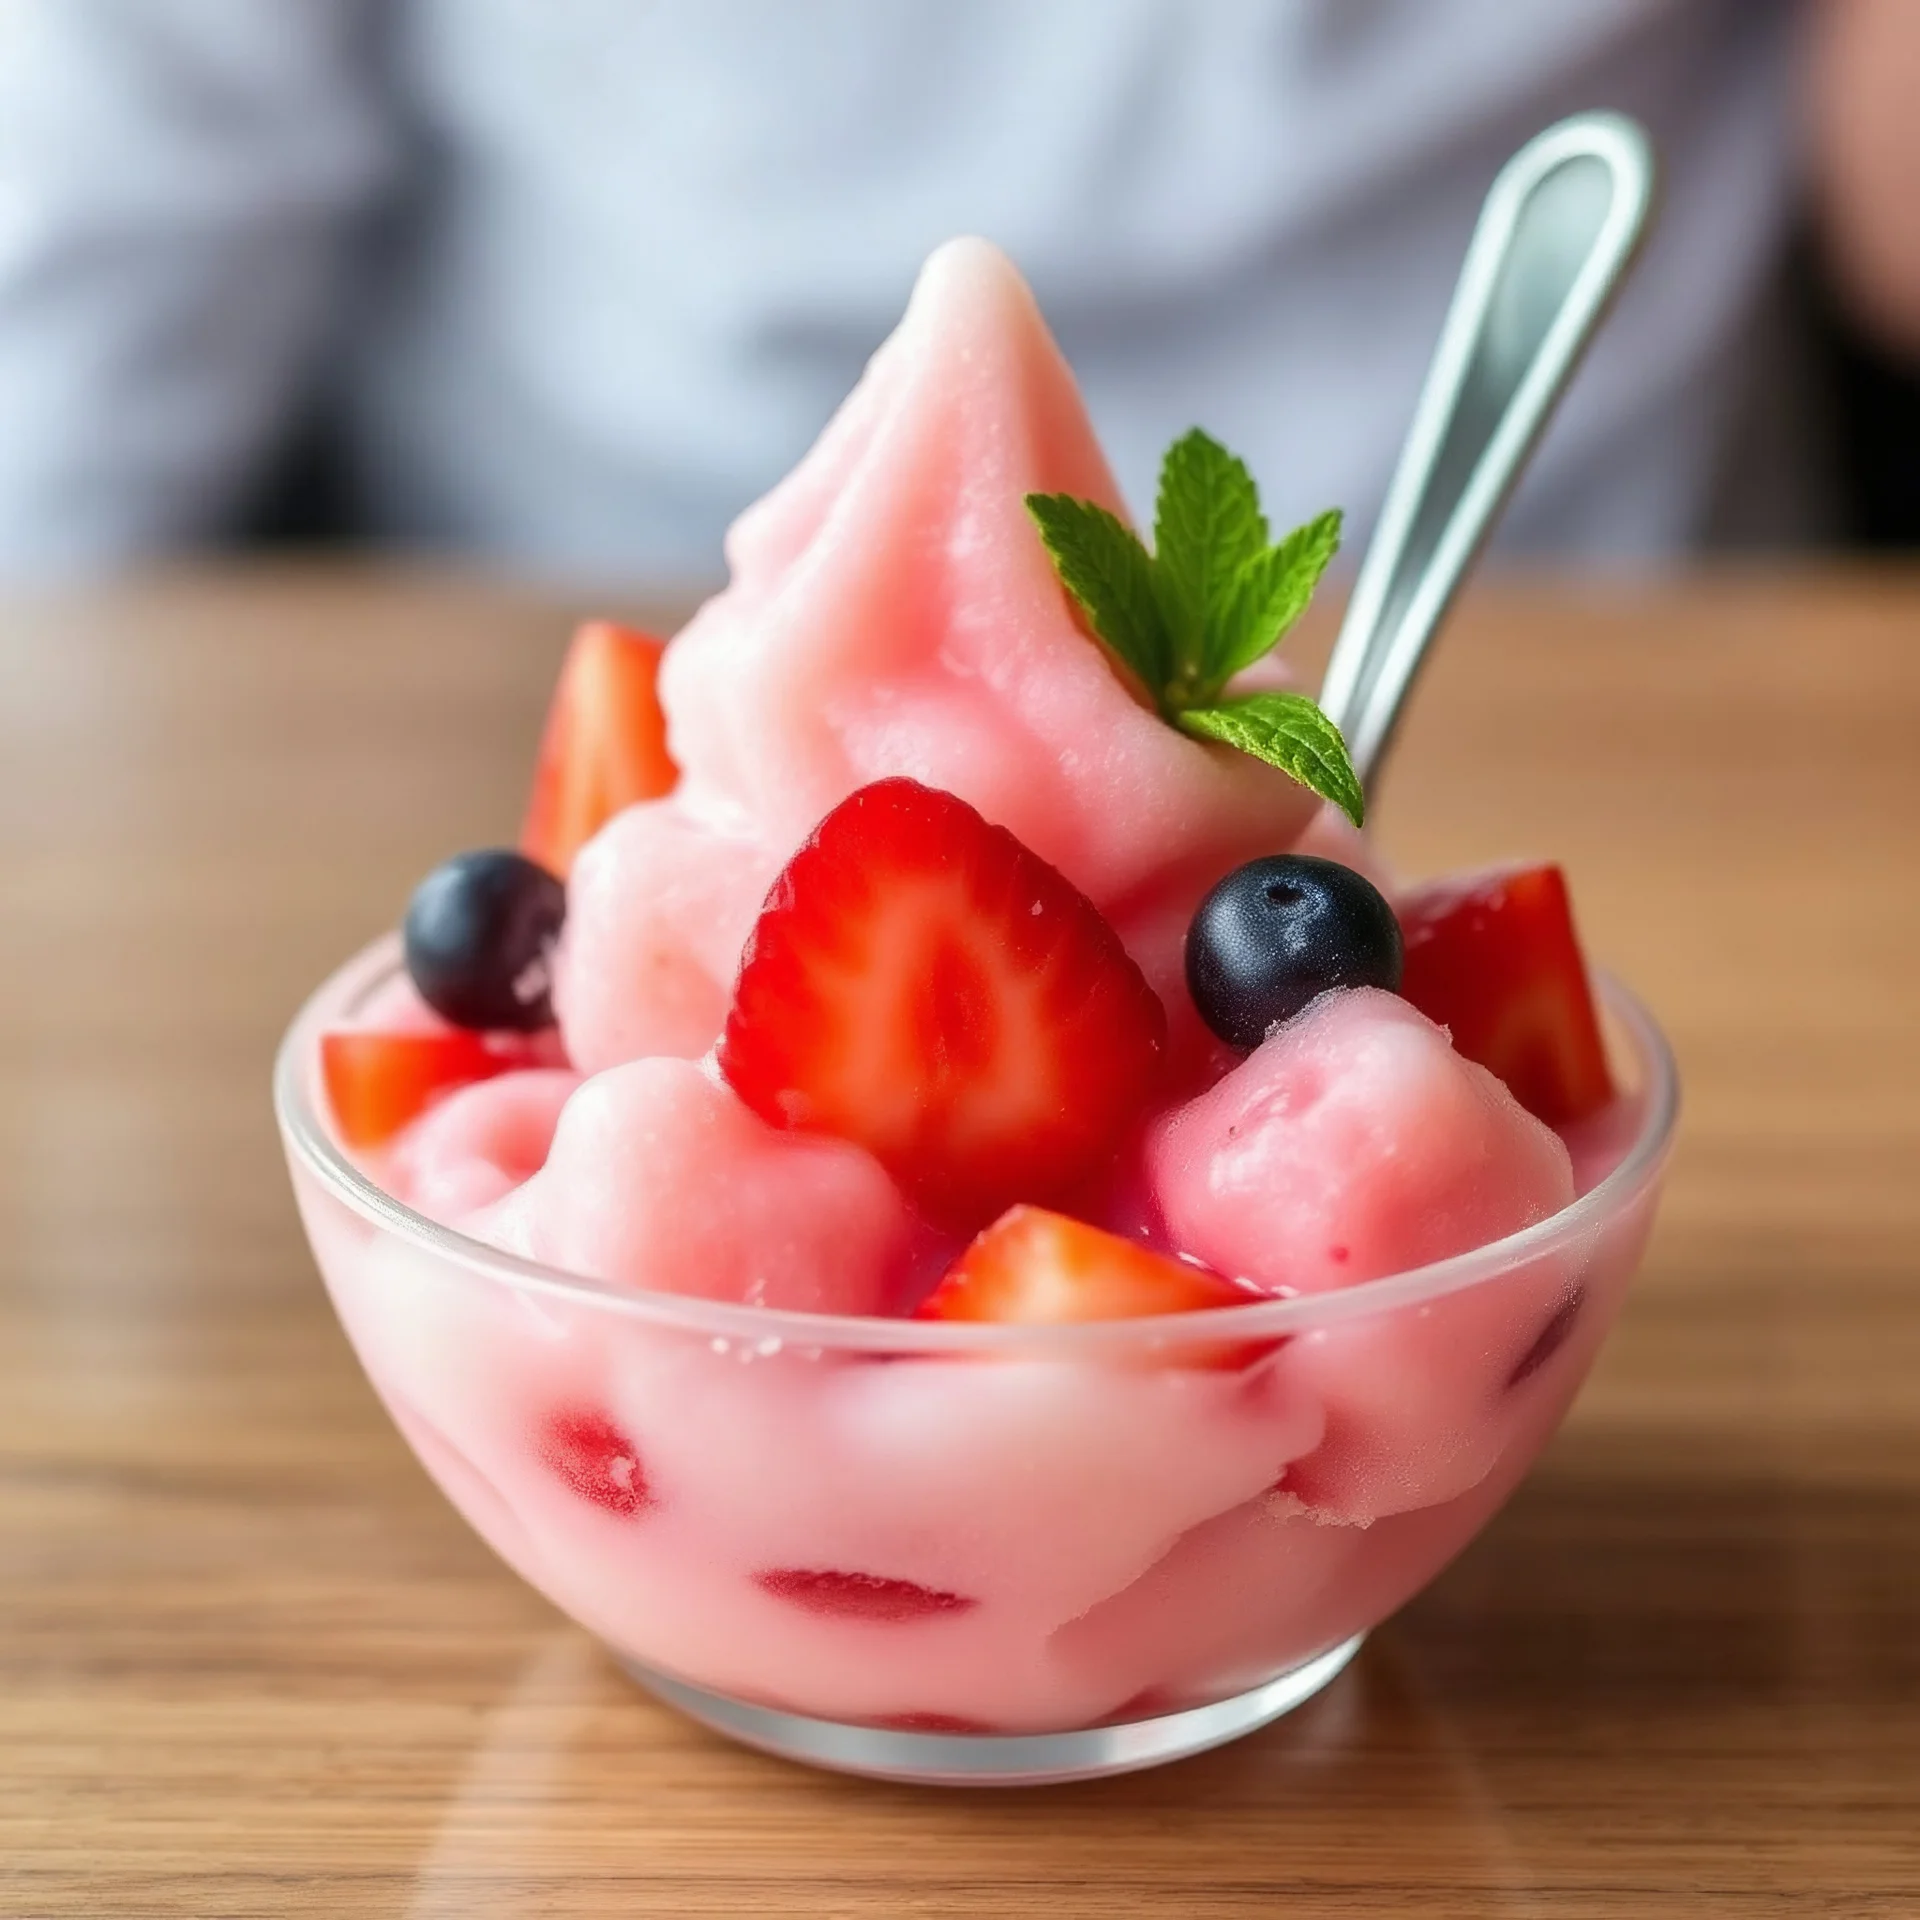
{"left": 1504, "top": 1286, "right": 1586, "bottom": 1389}
{"left": 538, "top": 1409, "right": 653, "bottom": 1517}
{"left": 718, "top": 779, "right": 1167, "bottom": 1230}
{"left": 753, "top": 1568, "right": 977, "bottom": 1623}
{"left": 521, "top": 620, "right": 678, "bottom": 879}
{"left": 1397, "top": 863, "right": 1614, "bottom": 1126}
{"left": 867, "top": 1711, "right": 996, "bottom": 1734}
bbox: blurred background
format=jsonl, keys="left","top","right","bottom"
{"left": 3, "top": 0, "right": 1920, "bottom": 587}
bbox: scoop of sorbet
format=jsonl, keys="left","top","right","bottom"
{"left": 556, "top": 237, "right": 1326, "bottom": 1074}
{"left": 1148, "top": 988, "right": 1579, "bottom": 1522}
{"left": 386, "top": 1069, "right": 581, "bottom": 1225}
{"left": 1149, "top": 989, "right": 1572, "bottom": 1291}
{"left": 468, "top": 1058, "right": 924, "bottom": 1317}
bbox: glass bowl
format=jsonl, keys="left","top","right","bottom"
{"left": 275, "top": 935, "right": 1677, "bottom": 1787}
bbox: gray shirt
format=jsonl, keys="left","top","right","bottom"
{"left": 0, "top": 0, "right": 1805, "bottom": 581}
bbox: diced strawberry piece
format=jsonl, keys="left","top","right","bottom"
{"left": 752, "top": 1569, "right": 975, "bottom": 1622}
{"left": 867, "top": 1710, "right": 996, "bottom": 1734}
{"left": 538, "top": 1408, "right": 653, "bottom": 1517}
{"left": 320, "top": 1029, "right": 530, "bottom": 1149}
{"left": 520, "top": 620, "right": 678, "bottom": 878}
{"left": 917, "top": 1205, "right": 1271, "bottom": 1368}
{"left": 1505, "top": 1286, "right": 1586, "bottom": 1389}
{"left": 1397, "top": 863, "right": 1615, "bottom": 1126}
{"left": 717, "top": 779, "right": 1167, "bottom": 1229}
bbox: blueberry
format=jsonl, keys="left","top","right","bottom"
{"left": 403, "top": 849, "right": 566, "bottom": 1032}
{"left": 1185, "top": 854, "right": 1403, "bottom": 1050}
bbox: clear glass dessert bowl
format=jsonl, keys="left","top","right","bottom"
{"left": 275, "top": 935, "right": 1677, "bottom": 1787}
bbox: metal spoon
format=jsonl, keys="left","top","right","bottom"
{"left": 1319, "top": 111, "right": 1658, "bottom": 802}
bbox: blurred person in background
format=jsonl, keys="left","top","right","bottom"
{"left": 1, "top": 0, "right": 1918, "bottom": 585}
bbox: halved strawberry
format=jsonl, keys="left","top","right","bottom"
{"left": 321, "top": 1030, "right": 524, "bottom": 1148}
{"left": 917, "top": 1205, "right": 1271, "bottom": 1368}
{"left": 716, "top": 779, "right": 1167, "bottom": 1229}
{"left": 520, "top": 619, "right": 678, "bottom": 878}
{"left": 1397, "top": 863, "right": 1614, "bottom": 1126}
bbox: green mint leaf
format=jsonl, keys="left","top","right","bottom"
{"left": 1177, "top": 691, "right": 1365, "bottom": 827}
{"left": 1024, "top": 492, "right": 1169, "bottom": 691}
{"left": 1152, "top": 429, "right": 1267, "bottom": 688}
{"left": 1207, "top": 508, "right": 1344, "bottom": 689}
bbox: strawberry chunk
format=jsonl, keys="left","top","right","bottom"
{"left": 1397, "top": 863, "right": 1614, "bottom": 1126}
{"left": 520, "top": 620, "right": 678, "bottom": 878}
{"left": 538, "top": 1408, "right": 653, "bottom": 1517}
{"left": 918, "top": 1205, "right": 1270, "bottom": 1368}
{"left": 717, "top": 779, "right": 1166, "bottom": 1228}
{"left": 752, "top": 1569, "right": 975, "bottom": 1622}
{"left": 867, "top": 1711, "right": 996, "bottom": 1734}
{"left": 321, "top": 1029, "right": 530, "bottom": 1149}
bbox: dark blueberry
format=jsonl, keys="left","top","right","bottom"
{"left": 1185, "top": 854, "right": 1403, "bottom": 1050}
{"left": 403, "top": 849, "right": 566, "bottom": 1032}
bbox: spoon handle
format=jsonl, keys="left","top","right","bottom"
{"left": 1319, "top": 111, "right": 1657, "bottom": 800}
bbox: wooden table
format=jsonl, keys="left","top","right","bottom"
{"left": 2, "top": 566, "right": 1916, "bottom": 1917}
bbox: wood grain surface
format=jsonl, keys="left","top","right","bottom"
{"left": 1, "top": 565, "right": 1916, "bottom": 1917}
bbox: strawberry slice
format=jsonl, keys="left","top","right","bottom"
{"left": 1397, "top": 863, "right": 1615, "bottom": 1126}
{"left": 917, "top": 1205, "right": 1270, "bottom": 1368}
{"left": 717, "top": 779, "right": 1167, "bottom": 1229}
{"left": 752, "top": 1569, "right": 975, "bottom": 1622}
{"left": 321, "top": 1030, "right": 526, "bottom": 1148}
{"left": 520, "top": 619, "right": 678, "bottom": 878}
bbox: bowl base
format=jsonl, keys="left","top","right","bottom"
{"left": 619, "top": 1634, "right": 1365, "bottom": 1786}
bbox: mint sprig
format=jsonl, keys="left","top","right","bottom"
{"left": 1152, "top": 430, "right": 1267, "bottom": 691}
{"left": 1026, "top": 429, "right": 1361, "bottom": 826}
{"left": 1023, "top": 494, "right": 1168, "bottom": 692}
{"left": 1176, "top": 694, "right": 1364, "bottom": 832}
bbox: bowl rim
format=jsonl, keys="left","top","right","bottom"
{"left": 274, "top": 933, "right": 1679, "bottom": 1354}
